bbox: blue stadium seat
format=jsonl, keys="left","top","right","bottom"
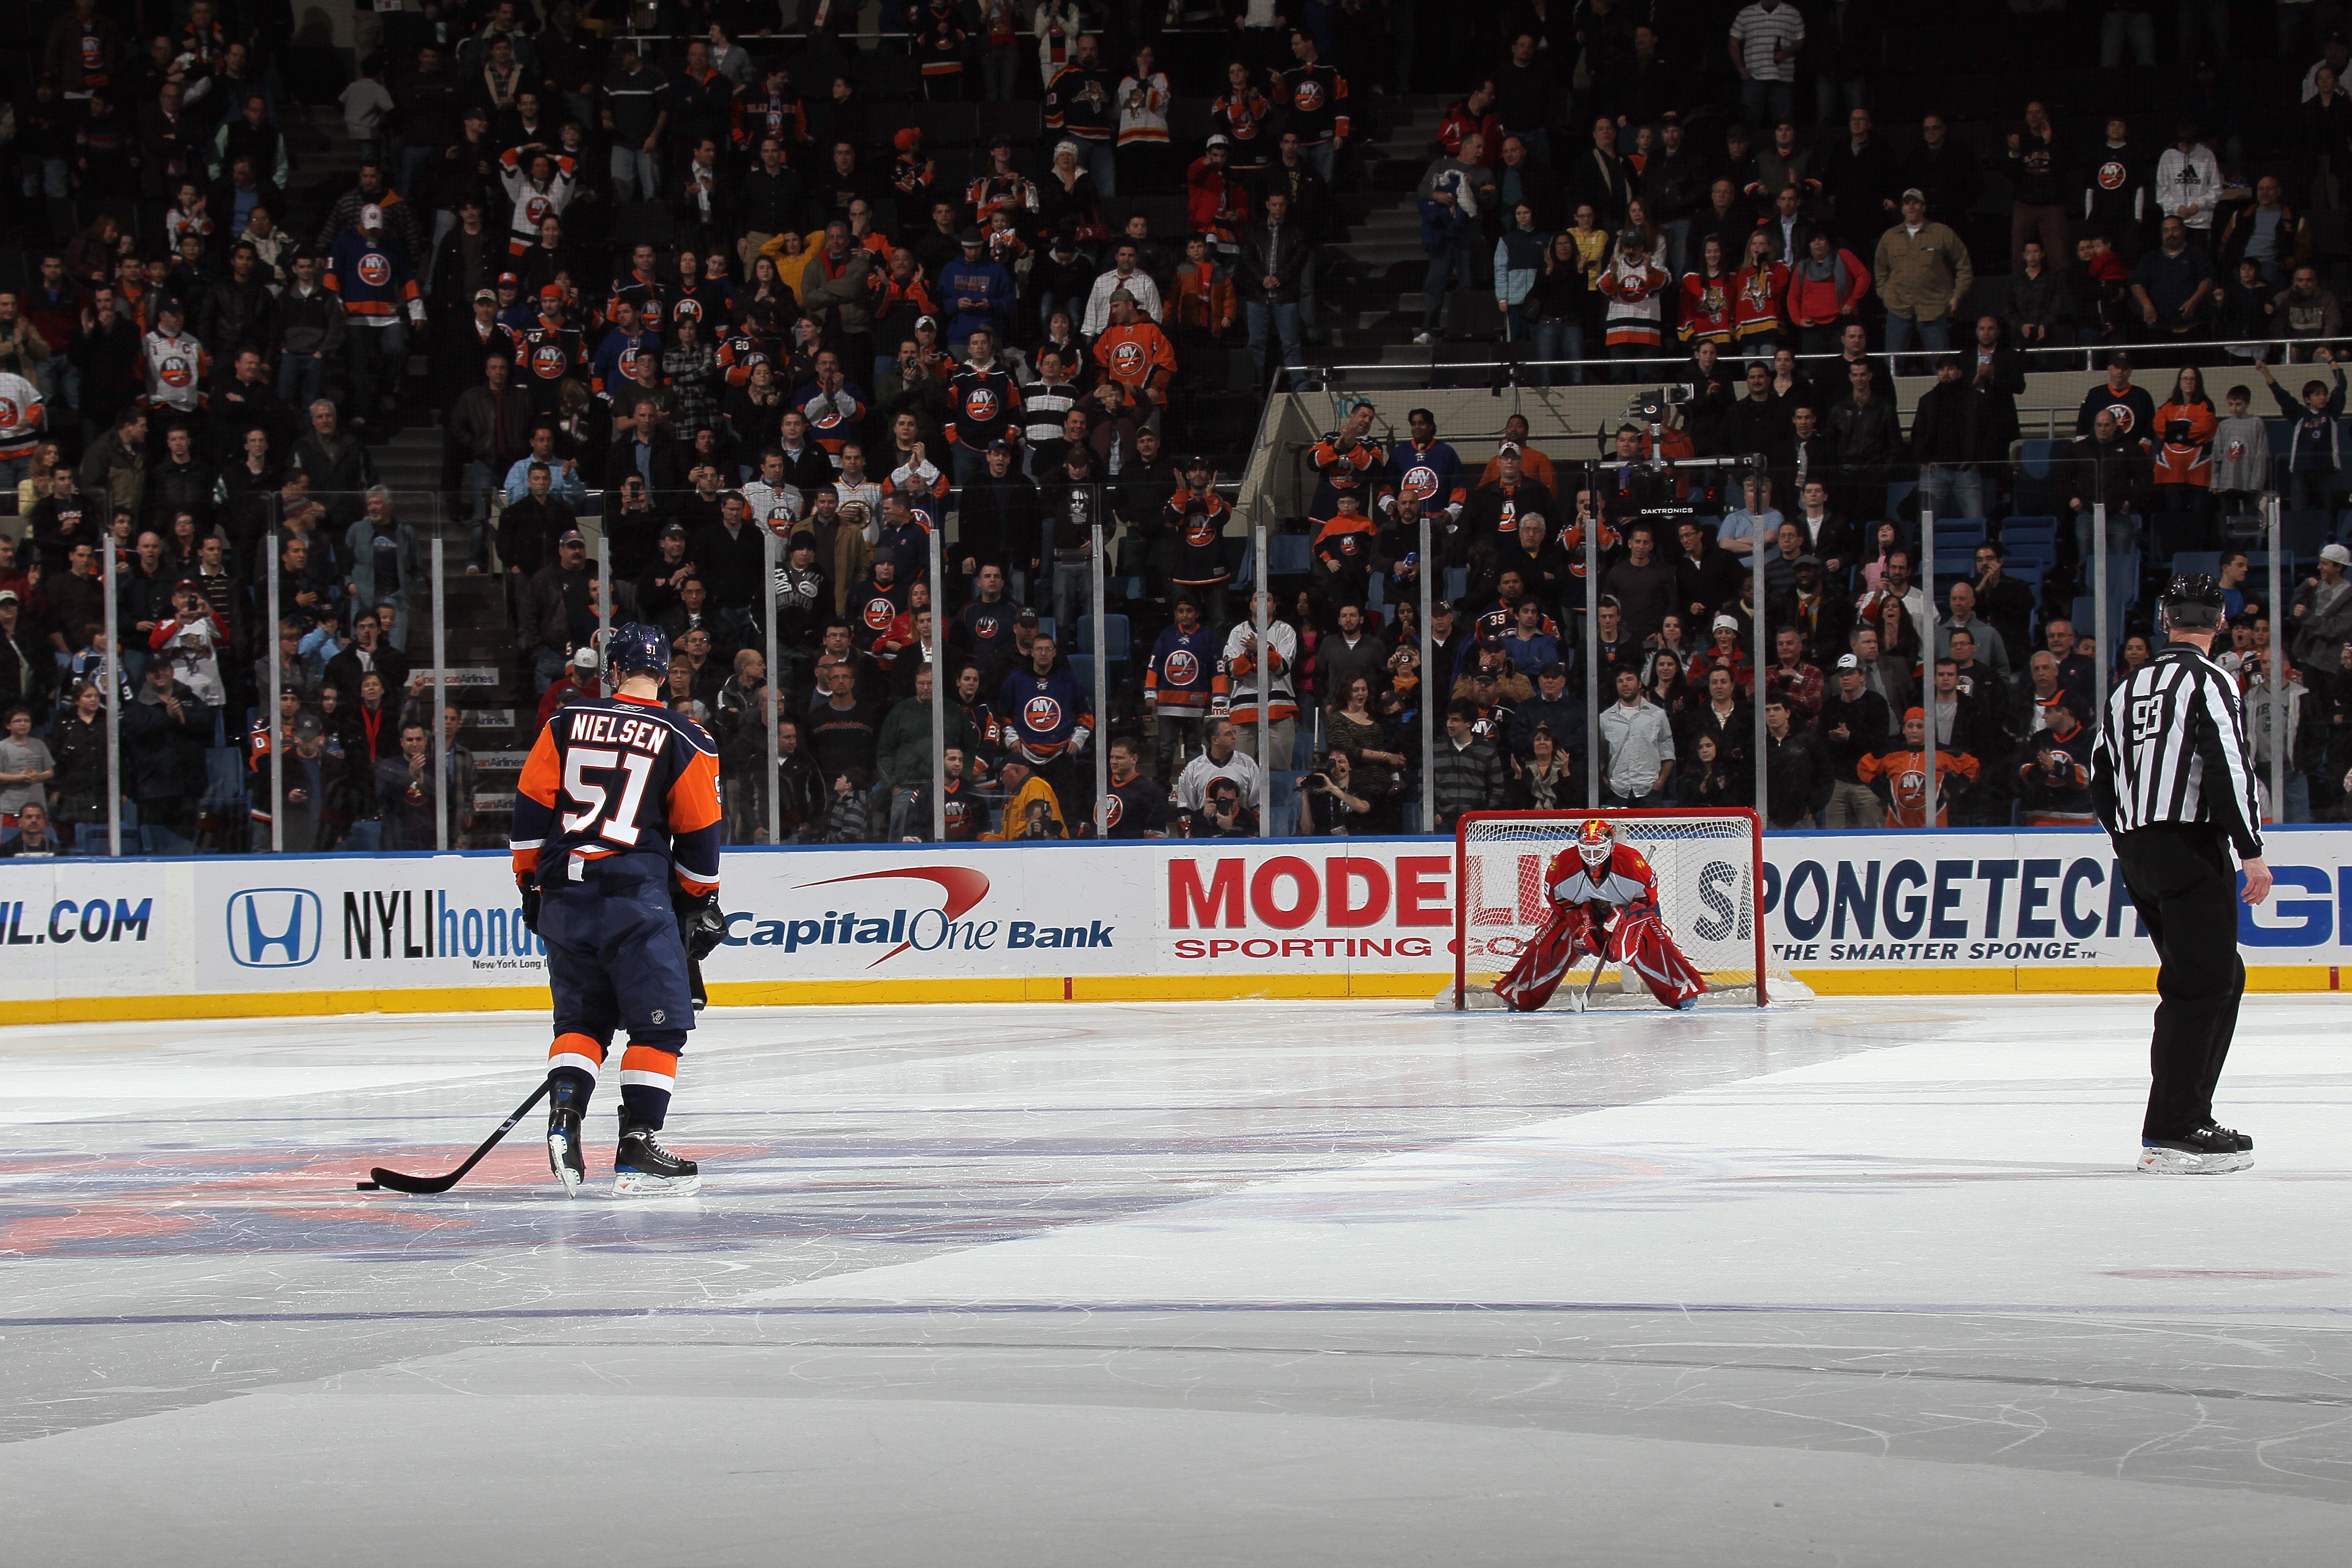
{"left": 1269, "top": 535, "right": 1313, "bottom": 576}
{"left": 1930, "top": 518, "right": 1987, "bottom": 549}
{"left": 2012, "top": 443, "right": 2070, "bottom": 512}
{"left": 1444, "top": 567, "right": 1468, "bottom": 602}
{"left": 2283, "top": 510, "right": 2333, "bottom": 557}
{"left": 2265, "top": 419, "right": 2297, "bottom": 489}
{"left": 2169, "top": 551, "right": 2221, "bottom": 579}
{"left": 1075, "top": 612, "right": 1131, "bottom": 667}
{"left": 1035, "top": 615, "right": 1054, "bottom": 644}
{"left": 1269, "top": 770, "right": 1304, "bottom": 836}
{"left": 1886, "top": 478, "right": 1919, "bottom": 516}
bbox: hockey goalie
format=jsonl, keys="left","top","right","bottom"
{"left": 1492, "top": 819, "right": 1708, "bottom": 1012}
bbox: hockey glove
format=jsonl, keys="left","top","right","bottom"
{"left": 518, "top": 878, "right": 542, "bottom": 934}
{"left": 674, "top": 888, "right": 726, "bottom": 960}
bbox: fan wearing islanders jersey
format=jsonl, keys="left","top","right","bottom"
{"left": 1494, "top": 818, "right": 1706, "bottom": 1012}
{"left": 997, "top": 629, "right": 1094, "bottom": 794}
{"left": 1145, "top": 595, "right": 1222, "bottom": 767}
{"left": 141, "top": 300, "right": 209, "bottom": 417}
{"left": 497, "top": 147, "right": 578, "bottom": 257}
{"left": 512, "top": 623, "right": 726, "bottom": 1199}
{"left": 1307, "top": 399, "right": 1388, "bottom": 519}
{"left": 1388, "top": 408, "right": 1467, "bottom": 527}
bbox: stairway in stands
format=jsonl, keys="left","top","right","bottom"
{"left": 1318, "top": 96, "right": 1491, "bottom": 391}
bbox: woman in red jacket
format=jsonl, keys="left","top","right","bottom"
{"left": 1785, "top": 229, "right": 1873, "bottom": 355}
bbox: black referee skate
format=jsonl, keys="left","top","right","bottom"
{"left": 2204, "top": 1121, "right": 2254, "bottom": 1153}
{"left": 613, "top": 1122, "right": 702, "bottom": 1198}
{"left": 2138, "top": 1126, "right": 2252, "bottom": 1174}
{"left": 547, "top": 1101, "right": 586, "bottom": 1197}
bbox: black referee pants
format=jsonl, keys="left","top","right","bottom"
{"left": 2112, "top": 824, "right": 2246, "bottom": 1141}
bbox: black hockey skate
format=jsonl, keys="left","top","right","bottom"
{"left": 613, "top": 1122, "right": 702, "bottom": 1198}
{"left": 547, "top": 1100, "right": 586, "bottom": 1197}
{"left": 2138, "top": 1125, "right": 2251, "bottom": 1174}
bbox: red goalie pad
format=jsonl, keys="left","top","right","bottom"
{"left": 1493, "top": 903, "right": 1706, "bottom": 1011}
{"left": 1492, "top": 903, "right": 1602, "bottom": 1012}
{"left": 1607, "top": 908, "right": 1707, "bottom": 1009}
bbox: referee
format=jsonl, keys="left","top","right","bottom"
{"left": 2091, "top": 574, "right": 2273, "bottom": 1174}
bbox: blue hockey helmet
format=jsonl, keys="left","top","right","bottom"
{"left": 605, "top": 622, "right": 672, "bottom": 680}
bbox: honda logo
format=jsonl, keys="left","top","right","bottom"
{"left": 227, "top": 889, "right": 323, "bottom": 968}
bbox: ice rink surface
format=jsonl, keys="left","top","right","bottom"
{"left": 3, "top": 994, "right": 2350, "bottom": 1566}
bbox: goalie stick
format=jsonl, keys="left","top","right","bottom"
{"left": 357, "top": 1078, "right": 552, "bottom": 1194}
{"left": 1564, "top": 951, "right": 1608, "bottom": 1013}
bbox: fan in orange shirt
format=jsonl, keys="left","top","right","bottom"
{"left": 1090, "top": 290, "right": 1178, "bottom": 406}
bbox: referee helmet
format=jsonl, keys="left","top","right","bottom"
{"left": 2158, "top": 572, "right": 2226, "bottom": 631}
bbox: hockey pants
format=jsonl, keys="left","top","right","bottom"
{"left": 1493, "top": 901, "right": 1707, "bottom": 1011}
{"left": 539, "top": 872, "right": 695, "bottom": 1123}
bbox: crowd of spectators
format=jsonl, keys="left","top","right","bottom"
{"left": 1, "top": 2, "right": 2350, "bottom": 854}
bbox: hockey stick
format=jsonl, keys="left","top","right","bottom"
{"left": 357, "top": 1078, "right": 553, "bottom": 1194}
{"left": 689, "top": 954, "right": 707, "bottom": 1011}
{"left": 1564, "top": 952, "right": 1608, "bottom": 1014}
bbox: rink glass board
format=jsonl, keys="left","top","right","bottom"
{"left": 0, "top": 829, "right": 2348, "bottom": 1021}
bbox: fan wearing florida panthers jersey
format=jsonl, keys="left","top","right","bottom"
{"left": 1494, "top": 819, "right": 1707, "bottom": 1011}
{"left": 512, "top": 623, "right": 727, "bottom": 1199}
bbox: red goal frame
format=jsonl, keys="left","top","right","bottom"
{"left": 1452, "top": 808, "right": 1768, "bottom": 1010}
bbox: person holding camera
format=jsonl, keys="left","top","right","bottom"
{"left": 1299, "top": 751, "right": 1372, "bottom": 834}
{"left": 1187, "top": 774, "right": 1258, "bottom": 838}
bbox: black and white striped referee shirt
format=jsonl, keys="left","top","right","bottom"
{"left": 2090, "top": 644, "right": 2265, "bottom": 859}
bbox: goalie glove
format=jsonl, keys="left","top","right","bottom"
{"left": 673, "top": 886, "right": 726, "bottom": 960}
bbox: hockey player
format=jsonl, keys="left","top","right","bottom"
{"left": 1494, "top": 818, "right": 1707, "bottom": 1011}
{"left": 513, "top": 623, "right": 727, "bottom": 1198}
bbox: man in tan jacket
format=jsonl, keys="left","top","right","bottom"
{"left": 1873, "top": 187, "right": 1973, "bottom": 371}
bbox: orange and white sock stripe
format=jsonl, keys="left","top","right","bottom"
{"left": 619, "top": 1044, "right": 679, "bottom": 1094}
{"left": 548, "top": 1031, "right": 606, "bottom": 1079}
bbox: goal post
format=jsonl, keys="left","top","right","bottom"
{"left": 1452, "top": 808, "right": 1770, "bottom": 1010}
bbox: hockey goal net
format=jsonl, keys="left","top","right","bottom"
{"left": 1451, "top": 809, "right": 1780, "bottom": 1010}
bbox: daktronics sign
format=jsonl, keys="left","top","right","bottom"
{"left": 1166, "top": 852, "right": 1449, "bottom": 962}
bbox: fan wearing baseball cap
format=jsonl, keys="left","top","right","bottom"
{"left": 514, "top": 284, "right": 588, "bottom": 413}
{"left": 1872, "top": 185, "right": 1974, "bottom": 368}
{"left": 324, "top": 201, "right": 426, "bottom": 429}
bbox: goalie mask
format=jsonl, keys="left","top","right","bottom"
{"left": 1573, "top": 817, "right": 1617, "bottom": 868}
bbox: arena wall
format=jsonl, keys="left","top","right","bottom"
{"left": 0, "top": 829, "right": 2345, "bottom": 1024}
